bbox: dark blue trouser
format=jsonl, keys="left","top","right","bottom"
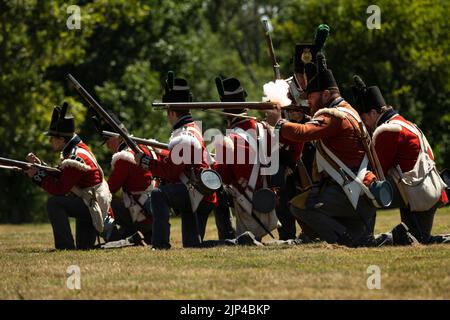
{"left": 276, "top": 173, "right": 298, "bottom": 240}
{"left": 213, "top": 187, "right": 235, "bottom": 240}
{"left": 46, "top": 195, "right": 97, "bottom": 250}
{"left": 110, "top": 198, "right": 152, "bottom": 243}
{"left": 290, "top": 182, "right": 376, "bottom": 246}
{"left": 385, "top": 178, "right": 437, "bottom": 243}
{"left": 146, "top": 183, "right": 213, "bottom": 249}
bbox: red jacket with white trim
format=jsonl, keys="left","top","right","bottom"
{"left": 35, "top": 136, "right": 102, "bottom": 196}
{"left": 373, "top": 112, "right": 448, "bottom": 204}
{"left": 145, "top": 116, "right": 217, "bottom": 205}
{"left": 280, "top": 99, "right": 376, "bottom": 185}
{"left": 213, "top": 118, "right": 275, "bottom": 196}
{"left": 108, "top": 143, "right": 156, "bottom": 196}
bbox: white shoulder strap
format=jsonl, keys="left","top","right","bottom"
{"left": 389, "top": 119, "right": 419, "bottom": 135}
{"left": 337, "top": 106, "right": 362, "bottom": 122}
{"left": 141, "top": 146, "right": 157, "bottom": 160}
{"left": 186, "top": 125, "right": 216, "bottom": 164}
{"left": 76, "top": 147, "right": 104, "bottom": 180}
{"left": 317, "top": 142, "right": 374, "bottom": 209}
{"left": 186, "top": 125, "right": 202, "bottom": 140}
{"left": 389, "top": 119, "right": 428, "bottom": 153}
{"left": 233, "top": 127, "right": 257, "bottom": 150}
{"left": 76, "top": 148, "right": 98, "bottom": 167}
{"left": 233, "top": 124, "right": 262, "bottom": 200}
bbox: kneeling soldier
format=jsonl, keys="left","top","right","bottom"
{"left": 213, "top": 77, "right": 280, "bottom": 242}
{"left": 266, "top": 54, "right": 379, "bottom": 247}
{"left": 26, "top": 103, "right": 112, "bottom": 250}
{"left": 94, "top": 113, "right": 159, "bottom": 244}
{"left": 135, "top": 72, "right": 218, "bottom": 249}
{"left": 352, "top": 75, "right": 449, "bottom": 245}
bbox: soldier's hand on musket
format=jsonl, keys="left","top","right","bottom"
{"left": 25, "top": 167, "right": 38, "bottom": 178}
{"left": 265, "top": 103, "right": 282, "bottom": 126}
{"left": 26, "top": 153, "right": 42, "bottom": 165}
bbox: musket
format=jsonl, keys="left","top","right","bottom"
{"left": 202, "top": 109, "right": 258, "bottom": 120}
{"left": 0, "top": 157, "right": 61, "bottom": 174}
{"left": 67, "top": 74, "right": 142, "bottom": 154}
{"left": 102, "top": 130, "right": 217, "bottom": 158}
{"left": 152, "top": 101, "right": 278, "bottom": 110}
{"left": 262, "top": 17, "right": 311, "bottom": 115}
{"left": 102, "top": 131, "right": 169, "bottom": 150}
{"left": 358, "top": 122, "right": 385, "bottom": 180}
{"left": 261, "top": 17, "right": 281, "bottom": 80}
{"left": 262, "top": 17, "right": 313, "bottom": 190}
{"left": 0, "top": 165, "right": 21, "bottom": 172}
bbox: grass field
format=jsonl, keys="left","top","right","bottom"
{"left": 0, "top": 207, "right": 449, "bottom": 300}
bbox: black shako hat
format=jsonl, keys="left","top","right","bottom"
{"left": 305, "top": 52, "right": 339, "bottom": 94}
{"left": 294, "top": 43, "right": 318, "bottom": 74}
{"left": 215, "top": 76, "right": 248, "bottom": 114}
{"left": 44, "top": 102, "right": 75, "bottom": 137}
{"left": 293, "top": 24, "right": 330, "bottom": 74}
{"left": 92, "top": 111, "right": 127, "bottom": 135}
{"left": 92, "top": 111, "right": 127, "bottom": 145}
{"left": 162, "top": 71, "right": 193, "bottom": 103}
{"left": 351, "top": 75, "right": 386, "bottom": 114}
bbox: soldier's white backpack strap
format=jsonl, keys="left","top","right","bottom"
{"left": 232, "top": 123, "right": 261, "bottom": 207}
{"left": 228, "top": 123, "right": 279, "bottom": 238}
{"left": 186, "top": 125, "right": 216, "bottom": 164}
{"left": 76, "top": 147, "right": 104, "bottom": 179}
{"left": 178, "top": 125, "right": 206, "bottom": 213}
{"left": 70, "top": 147, "right": 112, "bottom": 234}
{"left": 388, "top": 119, "right": 434, "bottom": 158}
{"left": 315, "top": 106, "right": 376, "bottom": 209}
{"left": 387, "top": 119, "right": 446, "bottom": 211}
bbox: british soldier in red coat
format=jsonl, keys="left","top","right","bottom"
{"left": 352, "top": 75, "right": 449, "bottom": 244}
{"left": 274, "top": 26, "right": 330, "bottom": 240}
{"left": 25, "top": 103, "right": 112, "bottom": 250}
{"left": 93, "top": 113, "right": 158, "bottom": 245}
{"left": 213, "top": 77, "right": 279, "bottom": 242}
{"left": 134, "top": 72, "right": 218, "bottom": 249}
{"left": 266, "top": 53, "right": 379, "bottom": 247}
{"left": 275, "top": 40, "right": 326, "bottom": 240}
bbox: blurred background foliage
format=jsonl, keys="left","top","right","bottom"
{"left": 0, "top": 0, "right": 448, "bottom": 222}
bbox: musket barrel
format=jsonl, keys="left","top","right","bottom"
{"left": 102, "top": 131, "right": 216, "bottom": 157}
{"left": 202, "top": 109, "right": 258, "bottom": 120}
{"left": 67, "top": 74, "right": 141, "bottom": 154}
{"left": 262, "top": 17, "right": 281, "bottom": 80}
{"left": 102, "top": 131, "right": 169, "bottom": 150}
{"left": 0, "top": 157, "right": 60, "bottom": 173}
{"left": 0, "top": 165, "right": 21, "bottom": 171}
{"left": 152, "top": 101, "right": 277, "bottom": 110}
{"left": 357, "top": 122, "right": 385, "bottom": 181}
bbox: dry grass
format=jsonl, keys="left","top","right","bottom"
{"left": 0, "top": 207, "right": 449, "bottom": 300}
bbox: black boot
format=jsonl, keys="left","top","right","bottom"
{"left": 392, "top": 223, "right": 418, "bottom": 245}
{"left": 427, "top": 234, "right": 450, "bottom": 244}
{"left": 374, "top": 233, "right": 394, "bottom": 247}
{"left": 235, "top": 231, "right": 264, "bottom": 246}
{"left": 336, "top": 232, "right": 356, "bottom": 247}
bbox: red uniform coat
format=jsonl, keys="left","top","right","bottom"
{"left": 373, "top": 113, "right": 448, "bottom": 204}
{"left": 280, "top": 135, "right": 304, "bottom": 166}
{"left": 108, "top": 144, "right": 155, "bottom": 196}
{"left": 108, "top": 143, "right": 158, "bottom": 224}
{"left": 213, "top": 118, "right": 275, "bottom": 195}
{"left": 35, "top": 136, "right": 102, "bottom": 196}
{"left": 145, "top": 116, "right": 217, "bottom": 205}
{"left": 280, "top": 98, "right": 375, "bottom": 184}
